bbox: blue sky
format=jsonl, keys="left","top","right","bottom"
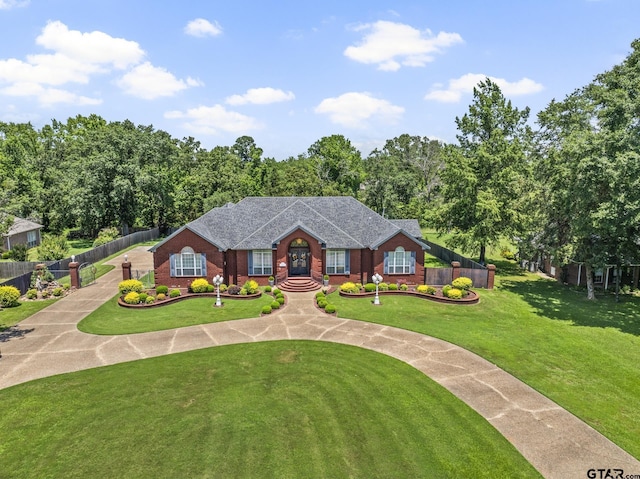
{"left": 0, "top": 0, "right": 638, "bottom": 159}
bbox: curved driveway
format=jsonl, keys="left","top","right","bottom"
{"left": 1, "top": 246, "right": 638, "bottom": 478}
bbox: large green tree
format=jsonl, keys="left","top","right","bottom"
{"left": 536, "top": 39, "right": 640, "bottom": 299}
{"left": 433, "top": 79, "right": 532, "bottom": 264}
{"left": 307, "top": 135, "right": 364, "bottom": 197}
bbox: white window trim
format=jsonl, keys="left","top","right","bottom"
{"left": 250, "top": 250, "right": 273, "bottom": 275}
{"left": 173, "top": 246, "right": 204, "bottom": 277}
{"left": 326, "top": 249, "right": 347, "bottom": 275}
{"left": 388, "top": 246, "right": 412, "bottom": 274}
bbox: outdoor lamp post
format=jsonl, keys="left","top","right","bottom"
{"left": 213, "top": 274, "right": 223, "bottom": 307}
{"left": 372, "top": 272, "right": 383, "bottom": 305}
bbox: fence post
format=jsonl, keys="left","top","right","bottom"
{"left": 487, "top": 264, "right": 496, "bottom": 289}
{"left": 69, "top": 261, "right": 80, "bottom": 289}
{"left": 451, "top": 261, "right": 461, "bottom": 280}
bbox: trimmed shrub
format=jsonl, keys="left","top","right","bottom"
{"left": 416, "top": 285, "right": 429, "bottom": 294}
{"left": 26, "top": 289, "right": 38, "bottom": 300}
{"left": 124, "top": 292, "right": 141, "bottom": 304}
{"left": 324, "top": 304, "right": 336, "bottom": 314}
{"left": 500, "top": 248, "right": 515, "bottom": 260}
{"left": 363, "top": 283, "right": 376, "bottom": 292}
{"left": 389, "top": 283, "right": 398, "bottom": 291}
{"left": 138, "top": 292, "right": 148, "bottom": 303}
{"left": 261, "top": 305, "right": 272, "bottom": 314}
{"left": 190, "top": 278, "right": 210, "bottom": 293}
{"left": 155, "top": 285, "right": 169, "bottom": 295}
{"left": 378, "top": 282, "right": 389, "bottom": 291}
{"left": 156, "top": 293, "right": 166, "bottom": 301}
{"left": 264, "top": 285, "right": 272, "bottom": 293}
{"left": 446, "top": 287, "right": 464, "bottom": 299}
{"left": 317, "top": 299, "right": 328, "bottom": 309}
{"left": 219, "top": 283, "right": 228, "bottom": 292}
{"left": 442, "top": 285, "right": 452, "bottom": 297}
{"left": 145, "top": 296, "right": 155, "bottom": 304}
{"left": 239, "top": 288, "right": 248, "bottom": 296}
{"left": 1, "top": 251, "right": 10, "bottom": 259}
{"left": 9, "top": 243, "right": 28, "bottom": 261}
{"left": 93, "top": 227, "right": 120, "bottom": 247}
{"left": 400, "top": 283, "right": 409, "bottom": 291}
{"left": 341, "top": 282, "right": 360, "bottom": 294}
{"left": 62, "top": 283, "right": 70, "bottom": 291}
{"left": 52, "top": 287, "right": 63, "bottom": 297}
{"left": 276, "top": 296, "right": 285, "bottom": 305}
{"left": 315, "top": 291, "right": 326, "bottom": 300}
{"left": 272, "top": 288, "right": 281, "bottom": 296}
{"left": 41, "top": 290, "right": 50, "bottom": 299}
{"left": 0, "top": 285, "right": 21, "bottom": 307}
{"left": 119, "top": 279, "right": 144, "bottom": 295}
{"left": 270, "top": 300, "right": 281, "bottom": 309}
{"left": 169, "top": 289, "right": 181, "bottom": 298}
{"left": 452, "top": 277, "right": 473, "bottom": 291}
{"left": 243, "top": 280, "right": 259, "bottom": 294}
{"left": 227, "top": 285, "right": 241, "bottom": 295}
{"left": 206, "top": 284, "right": 215, "bottom": 293}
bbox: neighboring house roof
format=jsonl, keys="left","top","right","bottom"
{"left": 151, "top": 196, "right": 429, "bottom": 252}
{"left": 1, "top": 215, "right": 43, "bottom": 237}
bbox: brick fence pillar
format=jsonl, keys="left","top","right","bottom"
{"left": 451, "top": 261, "right": 461, "bottom": 280}
{"left": 122, "top": 261, "right": 132, "bottom": 281}
{"left": 69, "top": 261, "right": 80, "bottom": 289}
{"left": 487, "top": 264, "right": 496, "bottom": 289}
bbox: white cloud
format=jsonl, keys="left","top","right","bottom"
{"left": 0, "top": 0, "right": 29, "bottom": 10}
{"left": 226, "top": 87, "right": 295, "bottom": 105}
{"left": 116, "top": 62, "right": 202, "bottom": 100}
{"left": 164, "top": 104, "right": 262, "bottom": 134}
{"left": 314, "top": 92, "right": 404, "bottom": 128}
{"left": 344, "top": 20, "right": 463, "bottom": 71}
{"left": 424, "top": 73, "right": 544, "bottom": 103}
{"left": 36, "top": 20, "right": 145, "bottom": 69}
{"left": 184, "top": 18, "right": 223, "bottom": 37}
{"left": 1, "top": 82, "right": 101, "bottom": 106}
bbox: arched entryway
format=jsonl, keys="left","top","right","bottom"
{"left": 288, "top": 238, "right": 310, "bottom": 276}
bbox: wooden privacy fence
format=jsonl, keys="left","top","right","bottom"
{"left": 423, "top": 239, "right": 494, "bottom": 289}
{"left": 0, "top": 228, "right": 159, "bottom": 294}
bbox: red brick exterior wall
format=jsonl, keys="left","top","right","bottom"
{"left": 372, "top": 234, "right": 425, "bottom": 285}
{"left": 153, "top": 227, "right": 425, "bottom": 288}
{"left": 153, "top": 229, "right": 223, "bottom": 289}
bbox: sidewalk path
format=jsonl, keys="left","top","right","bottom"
{"left": 1, "top": 246, "right": 638, "bottom": 478}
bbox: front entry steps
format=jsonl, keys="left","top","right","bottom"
{"left": 277, "top": 277, "right": 322, "bottom": 292}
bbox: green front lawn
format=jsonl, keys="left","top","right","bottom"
{"left": 78, "top": 293, "right": 276, "bottom": 335}
{"left": 0, "top": 341, "right": 540, "bottom": 479}
{"left": 0, "top": 299, "right": 58, "bottom": 330}
{"left": 329, "top": 273, "right": 640, "bottom": 460}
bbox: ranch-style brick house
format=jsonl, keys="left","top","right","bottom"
{"left": 151, "top": 196, "right": 429, "bottom": 289}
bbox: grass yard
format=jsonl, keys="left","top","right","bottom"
{"left": 328, "top": 272, "right": 640, "bottom": 460}
{"left": 78, "top": 293, "right": 276, "bottom": 335}
{"left": 0, "top": 341, "right": 540, "bottom": 479}
{"left": 0, "top": 299, "right": 58, "bottom": 330}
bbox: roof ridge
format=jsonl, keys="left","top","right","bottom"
{"left": 229, "top": 198, "right": 304, "bottom": 248}
{"left": 304, "top": 198, "right": 365, "bottom": 248}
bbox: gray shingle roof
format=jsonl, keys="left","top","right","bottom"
{"left": 1, "top": 215, "right": 43, "bottom": 237}
{"left": 151, "top": 197, "right": 428, "bottom": 251}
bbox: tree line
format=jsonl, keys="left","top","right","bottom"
{"left": 2, "top": 39, "right": 639, "bottom": 299}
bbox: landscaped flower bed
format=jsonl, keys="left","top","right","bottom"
{"left": 338, "top": 278, "right": 479, "bottom": 305}
{"left": 117, "top": 279, "right": 264, "bottom": 308}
